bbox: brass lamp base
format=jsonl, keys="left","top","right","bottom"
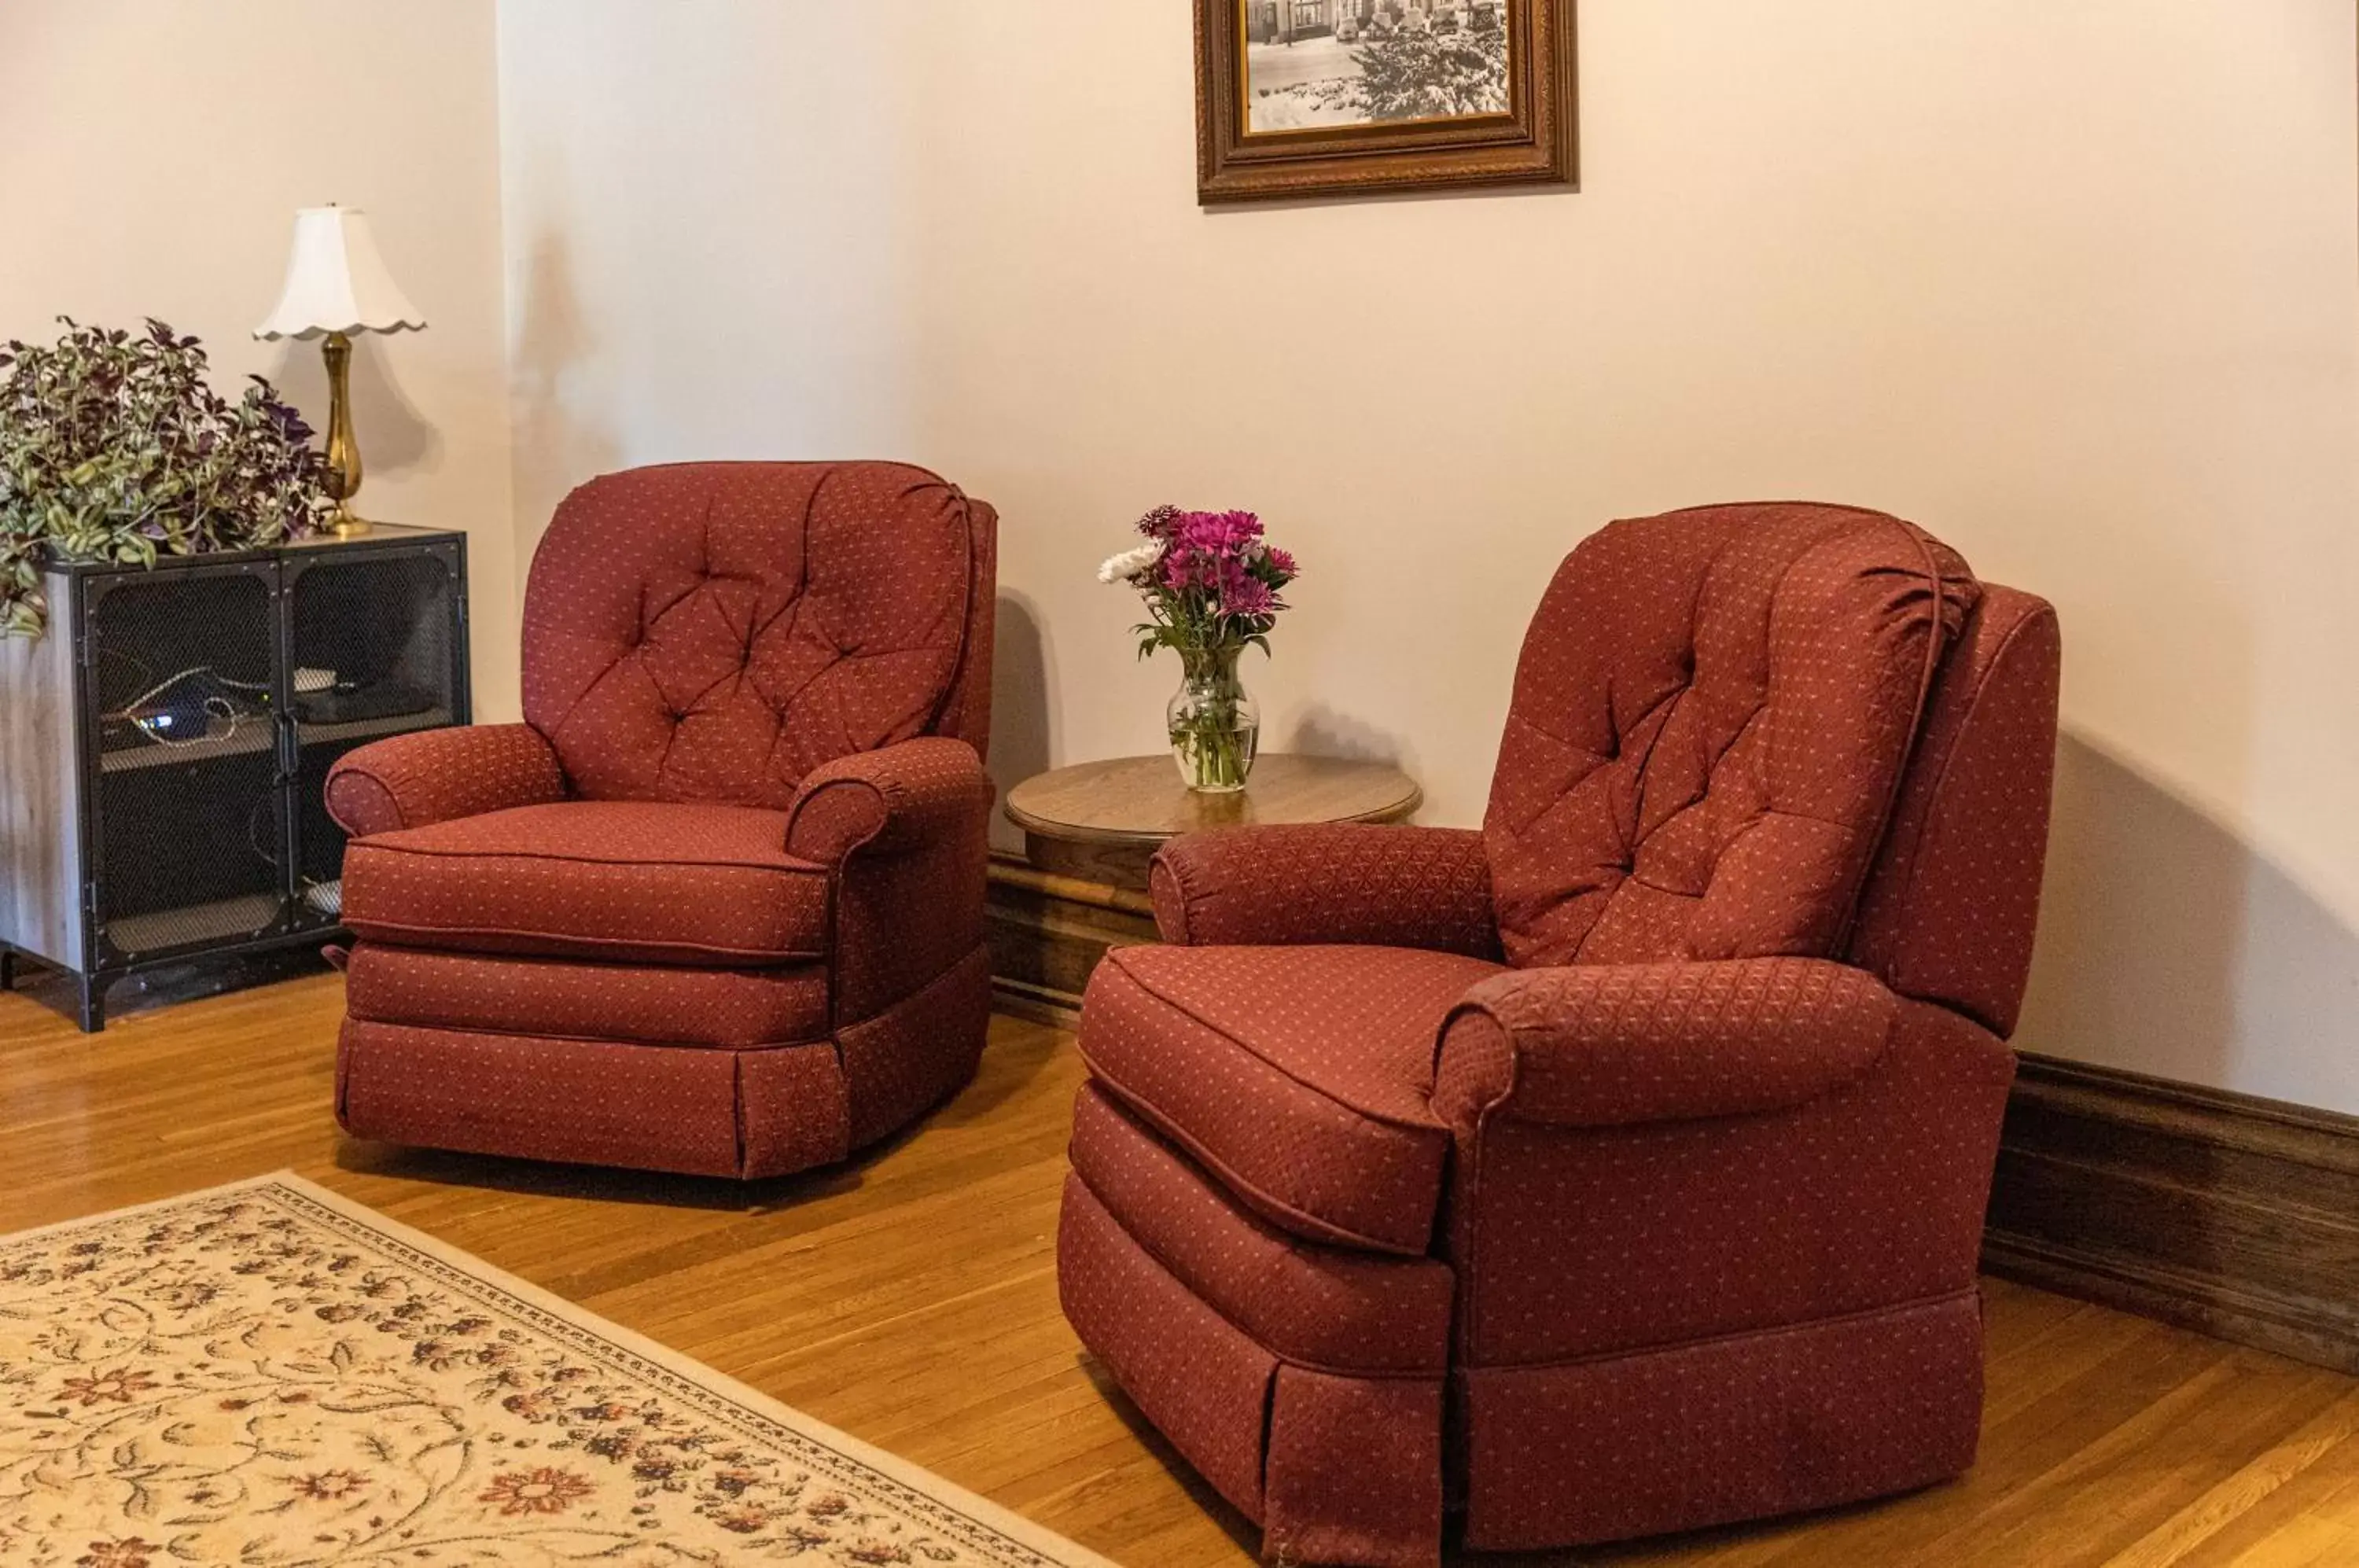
{"left": 319, "top": 331, "right": 370, "bottom": 537}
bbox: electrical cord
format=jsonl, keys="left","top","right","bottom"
{"left": 101, "top": 652, "right": 341, "bottom": 909}
{"left": 103, "top": 665, "right": 270, "bottom": 751}
{"left": 247, "top": 797, "right": 277, "bottom": 869}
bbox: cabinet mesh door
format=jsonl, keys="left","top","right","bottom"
{"left": 288, "top": 549, "right": 462, "bottom": 926}
{"left": 87, "top": 569, "right": 287, "bottom": 962}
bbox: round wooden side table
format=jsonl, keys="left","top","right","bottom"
{"left": 1003, "top": 753, "right": 1422, "bottom": 893}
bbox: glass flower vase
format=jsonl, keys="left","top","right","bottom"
{"left": 1168, "top": 643, "right": 1259, "bottom": 793}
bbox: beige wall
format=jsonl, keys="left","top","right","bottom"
{"left": 495, "top": 1, "right": 2359, "bottom": 1111}
{"left": 11, "top": 2, "right": 2357, "bottom": 1111}
{"left": 1, "top": 0, "right": 521, "bottom": 718}
{"left": 14, "top": 4, "right": 2350, "bottom": 1102}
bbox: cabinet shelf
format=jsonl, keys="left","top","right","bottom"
{"left": 102, "top": 893, "right": 285, "bottom": 955}
{"left": 94, "top": 704, "right": 459, "bottom": 772}
{"left": 98, "top": 720, "right": 275, "bottom": 774}
{"left": 297, "top": 706, "right": 455, "bottom": 749}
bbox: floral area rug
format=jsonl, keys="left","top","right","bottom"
{"left": 0, "top": 1174, "right": 1117, "bottom": 1567}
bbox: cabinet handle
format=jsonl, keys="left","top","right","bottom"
{"left": 275, "top": 710, "right": 300, "bottom": 782}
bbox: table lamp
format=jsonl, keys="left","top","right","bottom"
{"left": 254, "top": 206, "right": 426, "bottom": 536}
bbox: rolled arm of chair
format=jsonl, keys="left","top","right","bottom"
{"left": 1148, "top": 822, "right": 1500, "bottom": 956}
{"left": 326, "top": 723, "right": 568, "bottom": 837}
{"left": 1432, "top": 957, "right": 1897, "bottom": 1131}
{"left": 785, "top": 737, "right": 994, "bottom": 864}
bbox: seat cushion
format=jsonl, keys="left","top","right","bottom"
{"left": 1077, "top": 943, "right": 1504, "bottom": 1255}
{"left": 343, "top": 801, "right": 829, "bottom": 966}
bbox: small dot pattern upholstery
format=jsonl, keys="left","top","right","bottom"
{"left": 785, "top": 736, "right": 997, "bottom": 864}
{"left": 343, "top": 801, "right": 829, "bottom": 966}
{"left": 1846, "top": 586, "right": 2063, "bottom": 1035}
{"left": 1080, "top": 942, "right": 1504, "bottom": 1255}
{"left": 1456, "top": 1290, "right": 1984, "bottom": 1552}
{"left": 521, "top": 462, "right": 983, "bottom": 808}
{"left": 1057, "top": 502, "right": 2063, "bottom": 1562}
{"left": 326, "top": 461, "right": 999, "bottom": 1182}
{"left": 324, "top": 722, "right": 567, "bottom": 837}
{"left": 344, "top": 944, "right": 829, "bottom": 1050}
{"left": 1057, "top": 1176, "right": 1280, "bottom": 1521}
{"left": 1150, "top": 822, "right": 1500, "bottom": 959}
{"left": 1434, "top": 990, "right": 2016, "bottom": 1368}
{"left": 1485, "top": 502, "right": 1976, "bottom": 970}
{"left": 1432, "top": 955, "right": 1895, "bottom": 1129}
{"left": 1066, "top": 1083, "right": 1455, "bottom": 1375}
{"left": 1056, "top": 1169, "right": 1448, "bottom": 1568}
{"left": 335, "top": 1021, "right": 796, "bottom": 1179}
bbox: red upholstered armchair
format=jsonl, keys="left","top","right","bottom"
{"left": 1057, "top": 504, "right": 2062, "bottom": 1565}
{"left": 327, "top": 462, "right": 997, "bottom": 1180}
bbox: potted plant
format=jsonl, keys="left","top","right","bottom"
{"left": 0, "top": 318, "right": 335, "bottom": 639}
{"left": 1100, "top": 505, "right": 1298, "bottom": 793}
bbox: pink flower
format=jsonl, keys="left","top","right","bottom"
{"left": 1111, "top": 503, "right": 1296, "bottom": 645}
{"left": 1223, "top": 577, "right": 1275, "bottom": 619}
{"left": 1174, "top": 510, "right": 1260, "bottom": 559}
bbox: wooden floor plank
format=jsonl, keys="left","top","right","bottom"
{"left": 6, "top": 964, "right": 2359, "bottom": 1566}
{"left": 2105, "top": 1386, "right": 2359, "bottom": 1568}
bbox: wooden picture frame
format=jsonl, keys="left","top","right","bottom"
{"left": 1195, "top": 0, "right": 1576, "bottom": 204}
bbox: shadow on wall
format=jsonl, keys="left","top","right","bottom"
{"left": 1287, "top": 701, "right": 1419, "bottom": 767}
{"left": 509, "top": 234, "right": 618, "bottom": 558}
{"left": 265, "top": 335, "right": 440, "bottom": 491}
{"left": 2015, "top": 731, "right": 2359, "bottom": 1115}
{"left": 987, "top": 590, "right": 1052, "bottom": 853}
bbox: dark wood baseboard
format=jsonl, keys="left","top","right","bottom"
{"left": 1984, "top": 1053, "right": 2359, "bottom": 1375}
{"left": 989, "top": 979, "right": 1083, "bottom": 1030}
{"left": 984, "top": 855, "right": 1151, "bottom": 1027}
{"left": 983, "top": 863, "right": 2359, "bottom": 1375}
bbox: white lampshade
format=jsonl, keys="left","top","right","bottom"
{"left": 253, "top": 206, "right": 426, "bottom": 340}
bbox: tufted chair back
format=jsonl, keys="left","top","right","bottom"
{"left": 1484, "top": 503, "right": 1983, "bottom": 973}
{"left": 520, "top": 462, "right": 996, "bottom": 810}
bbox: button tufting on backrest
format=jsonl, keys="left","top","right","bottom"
{"left": 1484, "top": 502, "right": 1978, "bottom": 971}
{"left": 519, "top": 461, "right": 984, "bottom": 810}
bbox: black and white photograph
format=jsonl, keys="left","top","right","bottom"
{"left": 1241, "top": 0, "right": 1510, "bottom": 134}
{"left": 1196, "top": 0, "right": 1573, "bottom": 203}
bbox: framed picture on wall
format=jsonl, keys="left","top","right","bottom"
{"left": 1195, "top": 0, "right": 1576, "bottom": 204}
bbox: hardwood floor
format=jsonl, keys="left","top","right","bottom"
{"left": 6, "top": 966, "right": 2359, "bottom": 1566}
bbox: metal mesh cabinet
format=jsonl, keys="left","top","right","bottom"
{"left": 0, "top": 525, "right": 469, "bottom": 1030}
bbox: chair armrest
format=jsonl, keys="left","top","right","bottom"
{"left": 1432, "top": 958, "right": 1895, "bottom": 1131}
{"left": 1149, "top": 823, "right": 1500, "bottom": 957}
{"left": 326, "top": 723, "right": 568, "bottom": 837}
{"left": 785, "top": 737, "right": 994, "bottom": 865}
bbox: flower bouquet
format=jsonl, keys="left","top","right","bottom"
{"left": 1100, "top": 505, "right": 1297, "bottom": 793}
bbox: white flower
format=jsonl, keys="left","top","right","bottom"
{"left": 1097, "top": 539, "right": 1166, "bottom": 585}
